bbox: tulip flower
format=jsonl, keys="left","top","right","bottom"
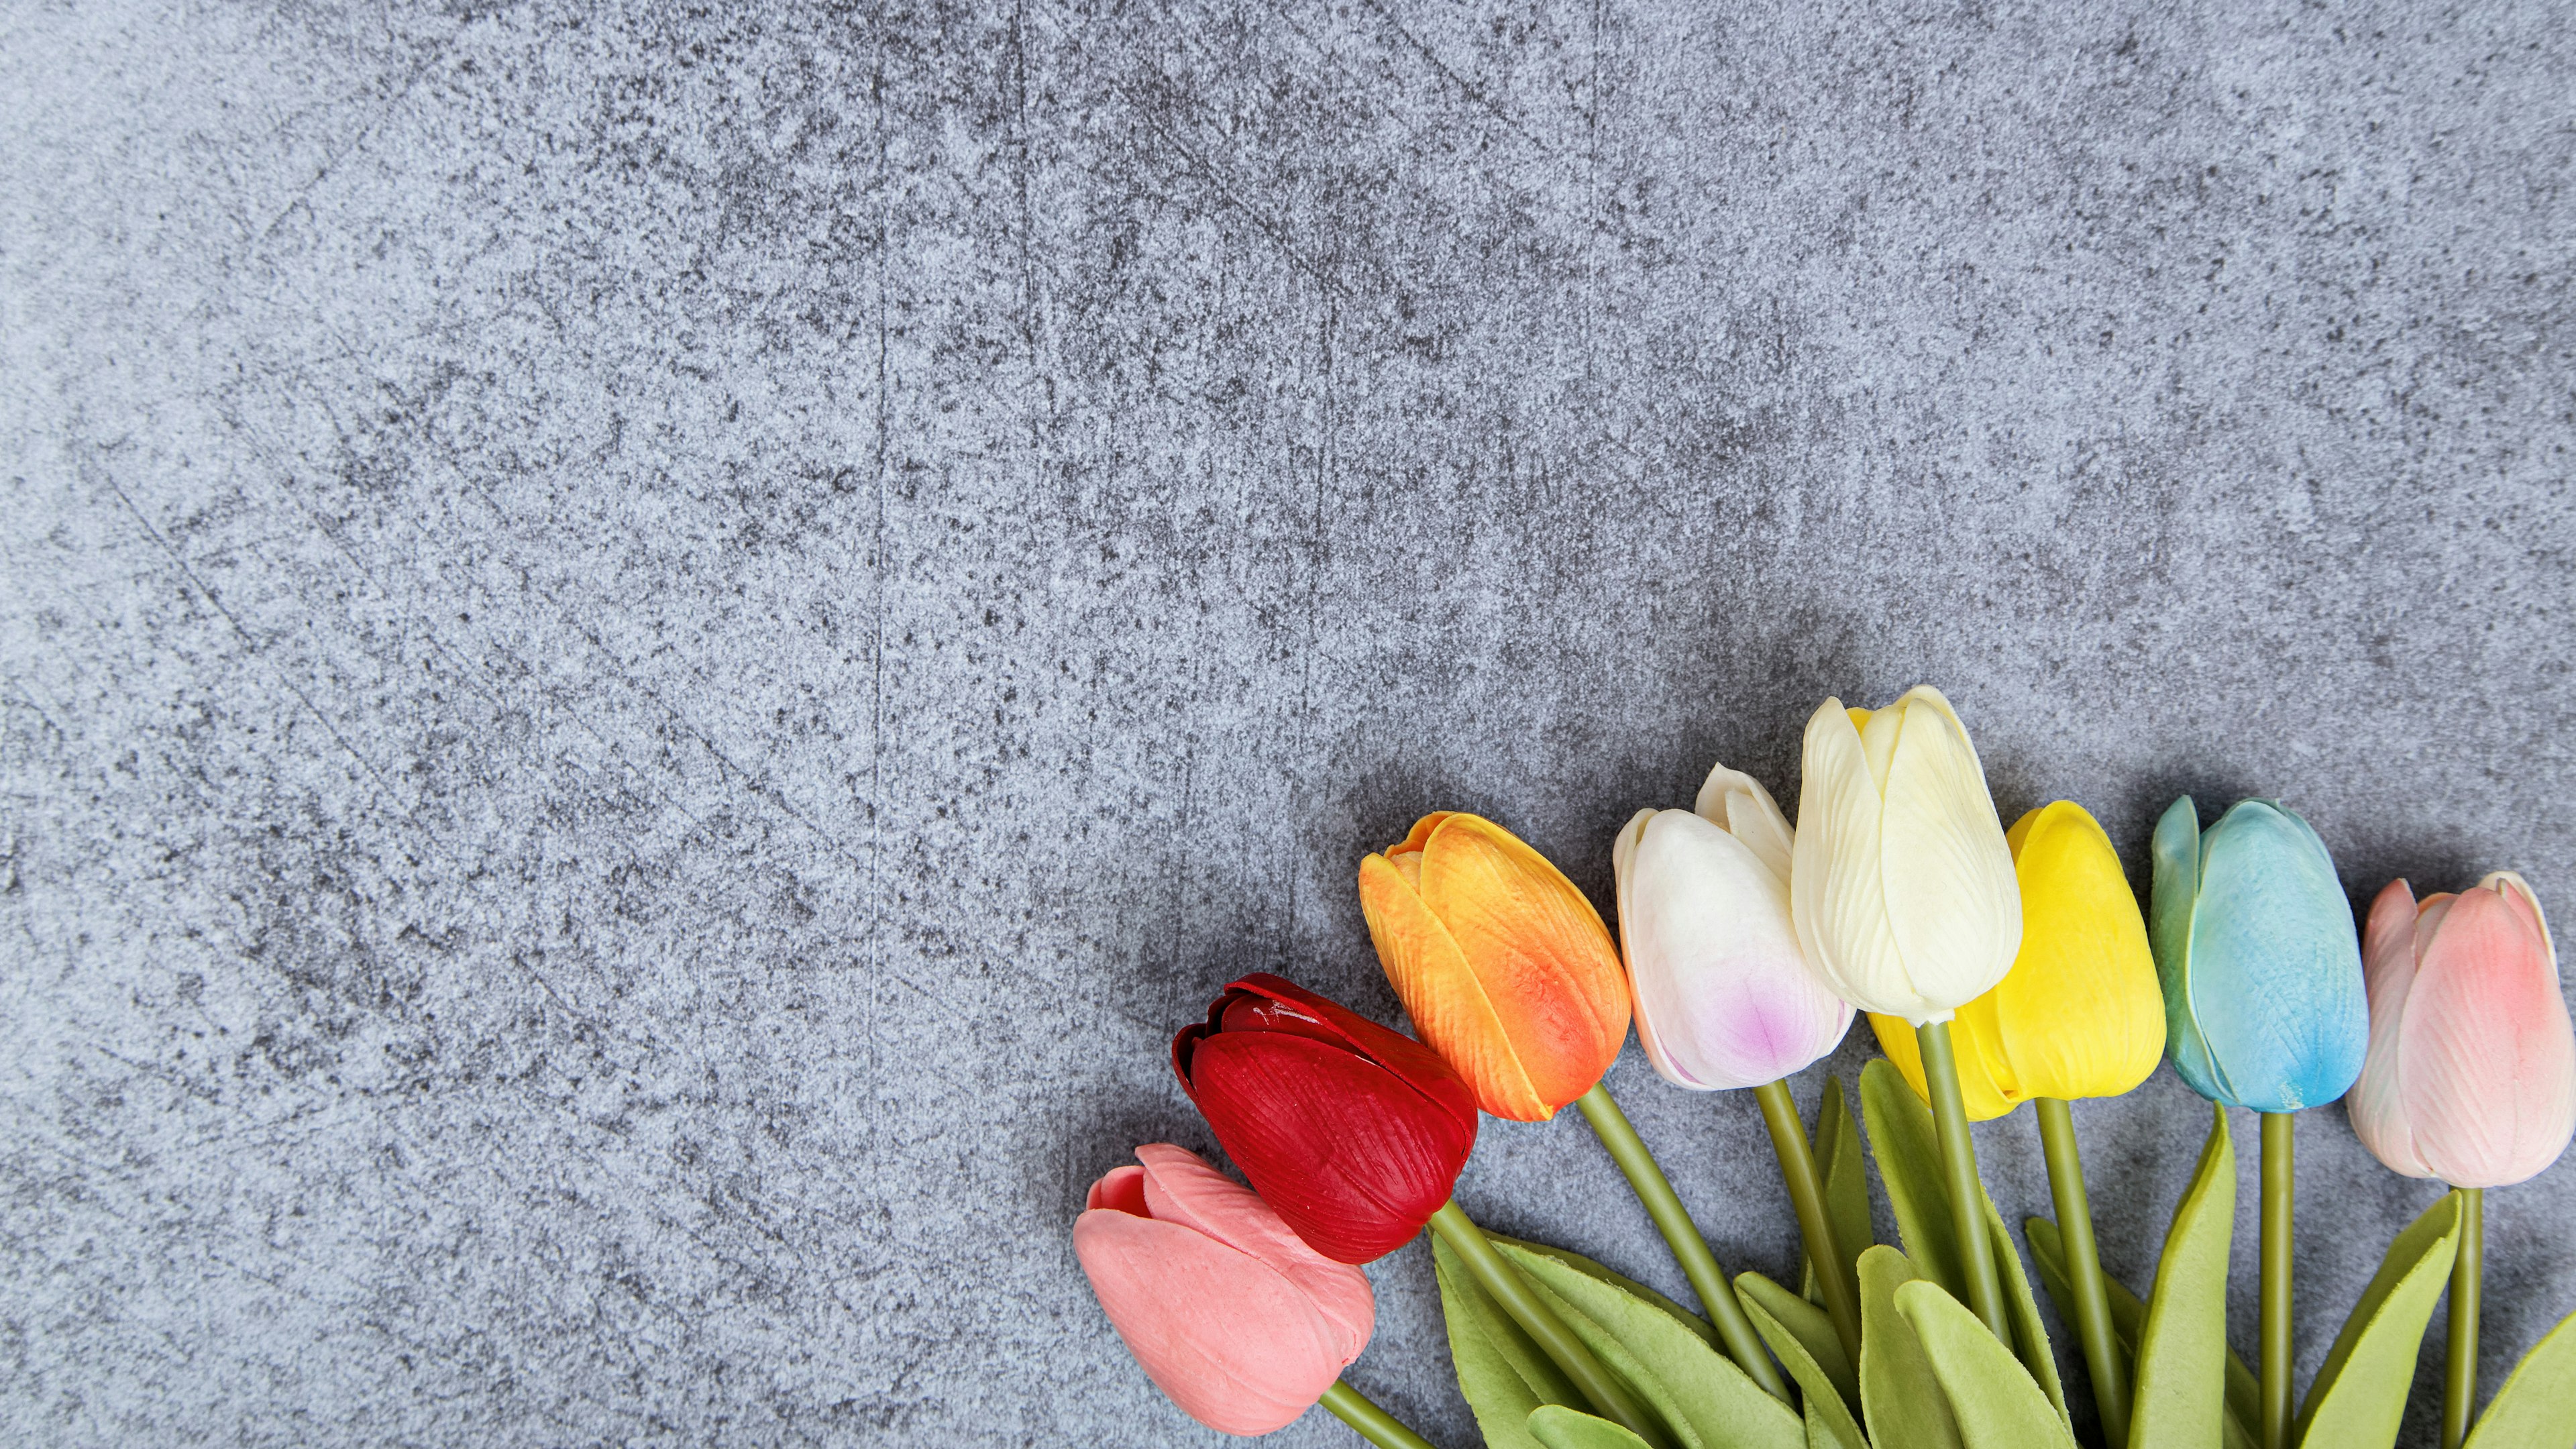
{"left": 1791, "top": 686, "right": 2020, "bottom": 1342}
{"left": 1357, "top": 812, "right": 1631, "bottom": 1122}
{"left": 1179, "top": 975, "right": 1673, "bottom": 1446}
{"left": 2149, "top": 797, "right": 2368, "bottom": 1114}
{"left": 1611, "top": 762, "right": 1862, "bottom": 1363}
{"left": 1869, "top": 800, "right": 2165, "bottom": 1443}
{"left": 1171, "top": 973, "right": 1477, "bottom": 1265}
{"left": 1613, "top": 781, "right": 1851, "bottom": 1091}
{"left": 1073, "top": 1144, "right": 1373, "bottom": 1435}
{"left": 2350, "top": 872, "right": 2575, "bottom": 1188}
{"left": 2348, "top": 872, "right": 2575, "bottom": 1449}
{"left": 1789, "top": 688, "right": 2021, "bottom": 1026}
{"left": 2148, "top": 795, "right": 2368, "bottom": 1449}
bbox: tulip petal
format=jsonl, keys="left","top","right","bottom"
{"left": 1876, "top": 688, "right": 2021, "bottom": 1016}
{"left": 1695, "top": 763, "right": 1796, "bottom": 888}
{"left": 1391, "top": 811, "right": 1456, "bottom": 859}
{"left": 1073, "top": 1208, "right": 1346, "bottom": 1434}
{"left": 1185, "top": 1030, "right": 1477, "bottom": 1263}
{"left": 1360, "top": 851, "right": 1551, "bottom": 1120}
{"left": 1856, "top": 704, "right": 1901, "bottom": 796}
{"left": 2180, "top": 801, "right": 2367, "bottom": 1112}
{"left": 1868, "top": 1010, "right": 2019, "bottom": 1120}
{"left": 1621, "top": 809, "right": 1851, "bottom": 1090}
{"left": 1089, "top": 1164, "right": 1150, "bottom": 1215}
{"left": 1795, "top": 699, "right": 1923, "bottom": 1019}
{"left": 2488, "top": 870, "right": 2555, "bottom": 959}
{"left": 2149, "top": 798, "right": 2227, "bottom": 1102}
{"left": 1988, "top": 802, "right": 2163, "bottom": 1102}
{"left": 2349, "top": 880, "right": 2433, "bottom": 1178}
{"left": 1132, "top": 1144, "right": 1374, "bottom": 1359}
{"left": 2400, "top": 883, "right": 2576, "bottom": 1188}
{"left": 1615, "top": 810, "right": 1699, "bottom": 1088}
{"left": 1222, "top": 973, "right": 1481, "bottom": 1126}
{"left": 1415, "top": 815, "right": 1630, "bottom": 1114}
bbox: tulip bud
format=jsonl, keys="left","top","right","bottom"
{"left": 1789, "top": 687, "right": 2021, "bottom": 1025}
{"left": 1870, "top": 801, "right": 2167, "bottom": 1118}
{"left": 2149, "top": 796, "right": 2367, "bottom": 1112}
{"left": 1074, "top": 1144, "right": 1375, "bottom": 1435}
{"left": 2348, "top": 873, "right": 2576, "bottom": 1189}
{"left": 1612, "top": 764, "right": 1854, "bottom": 1090}
{"left": 1173, "top": 974, "right": 1479, "bottom": 1263}
{"left": 1357, "top": 813, "right": 1631, "bottom": 1121}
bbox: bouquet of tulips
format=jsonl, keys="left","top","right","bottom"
{"left": 1073, "top": 688, "right": 2576, "bottom": 1449}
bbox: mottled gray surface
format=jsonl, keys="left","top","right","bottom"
{"left": 3, "top": 1, "right": 2573, "bottom": 1444}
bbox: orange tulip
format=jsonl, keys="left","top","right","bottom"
{"left": 1357, "top": 812, "right": 1630, "bottom": 1121}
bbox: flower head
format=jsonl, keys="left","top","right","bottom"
{"left": 1074, "top": 1144, "right": 1374, "bottom": 1434}
{"left": 1614, "top": 763, "right": 1852, "bottom": 1089}
{"left": 2349, "top": 872, "right": 2576, "bottom": 1189}
{"left": 1358, "top": 813, "right": 1630, "bottom": 1120}
{"left": 2149, "top": 796, "right": 2367, "bottom": 1112}
{"left": 1790, "top": 687, "right": 2021, "bottom": 1025}
{"left": 1173, "top": 974, "right": 1478, "bottom": 1263}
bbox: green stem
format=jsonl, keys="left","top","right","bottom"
{"left": 1320, "top": 1379, "right": 1440, "bottom": 1449}
{"left": 1577, "top": 1083, "right": 1790, "bottom": 1403}
{"left": 2036, "top": 1097, "right": 2129, "bottom": 1448}
{"left": 1428, "top": 1201, "right": 1673, "bottom": 1449}
{"left": 2260, "top": 1111, "right": 2294, "bottom": 1449}
{"left": 2443, "top": 1187, "right": 2483, "bottom": 1449}
{"left": 1915, "top": 1020, "right": 2009, "bottom": 1339}
{"left": 1753, "top": 1077, "right": 1864, "bottom": 1366}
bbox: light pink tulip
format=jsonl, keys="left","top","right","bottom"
{"left": 1072, "top": 1144, "right": 1372, "bottom": 1434}
{"left": 2349, "top": 872, "right": 2576, "bottom": 1189}
{"left": 1610, "top": 764, "right": 1855, "bottom": 1091}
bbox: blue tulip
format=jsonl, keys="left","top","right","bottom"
{"left": 2149, "top": 796, "right": 2368, "bottom": 1112}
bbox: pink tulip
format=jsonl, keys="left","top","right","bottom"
{"left": 2349, "top": 872, "right": 2576, "bottom": 1189}
{"left": 1071, "top": 1144, "right": 1373, "bottom": 1435}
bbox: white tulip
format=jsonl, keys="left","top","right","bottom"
{"left": 1789, "top": 687, "right": 2021, "bottom": 1025}
{"left": 1613, "top": 765, "right": 1854, "bottom": 1090}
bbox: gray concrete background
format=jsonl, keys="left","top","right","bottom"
{"left": 4, "top": 1, "right": 2572, "bottom": 1444}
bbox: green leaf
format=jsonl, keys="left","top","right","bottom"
{"left": 1738, "top": 1271, "right": 1865, "bottom": 1448}
{"left": 1897, "top": 1279, "right": 2078, "bottom": 1449}
{"left": 2127, "top": 1102, "right": 2236, "bottom": 1449}
{"left": 1740, "top": 1271, "right": 1859, "bottom": 1411}
{"left": 1494, "top": 1233, "right": 1722, "bottom": 1349}
{"left": 2293, "top": 1191, "right": 2465, "bottom": 1449}
{"left": 1859, "top": 1244, "right": 1964, "bottom": 1449}
{"left": 2027, "top": 1216, "right": 2260, "bottom": 1442}
{"left": 1501, "top": 1242, "right": 1806, "bottom": 1449}
{"left": 1804, "top": 1393, "right": 1858, "bottom": 1449}
{"left": 1529, "top": 1405, "right": 1660, "bottom": 1449}
{"left": 1856, "top": 1061, "right": 2063, "bottom": 1417}
{"left": 2465, "top": 1306, "right": 2576, "bottom": 1449}
{"left": 1436, "top": 1231, "right": 1582, "bottom": 1449}
{"left": 1805, "top": 1074, "right": 1876, "bottom": 1305}
{"left": 1861, "top": 1061, "right": 1964, "bottom": 1298}
{"left": 1980, "top": 1195, "right": 2070, "bottom": 1430}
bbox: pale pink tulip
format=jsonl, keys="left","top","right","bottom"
{"left": 1610, "top": 764, "right": 1855, "bottom": 1091}
{"left": 2349, "top": 872, "right": 2576, "bottom": 1189}
{"left": 1072, "top": 1144, "right": 1372, "bottom": 1434}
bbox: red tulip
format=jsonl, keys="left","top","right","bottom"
{"left": 1173, "top": 973, "right": 1479, "bottom": 1264}
{"left": 1074, "top": 1144, "right": 1373, "bottom": 1436}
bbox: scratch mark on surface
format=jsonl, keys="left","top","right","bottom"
{"left": 82, "top": 446, "right": 411, "bottom": 812}
{"left": 1351, "top": 0, "right": 1552, "bottom": 154}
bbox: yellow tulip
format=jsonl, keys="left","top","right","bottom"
{"left": 1870, "top": 801, "right": 2166, "bottom": 1119}
{"left": 1358, "top": 812, "right": 1631, "bottom": 1122}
